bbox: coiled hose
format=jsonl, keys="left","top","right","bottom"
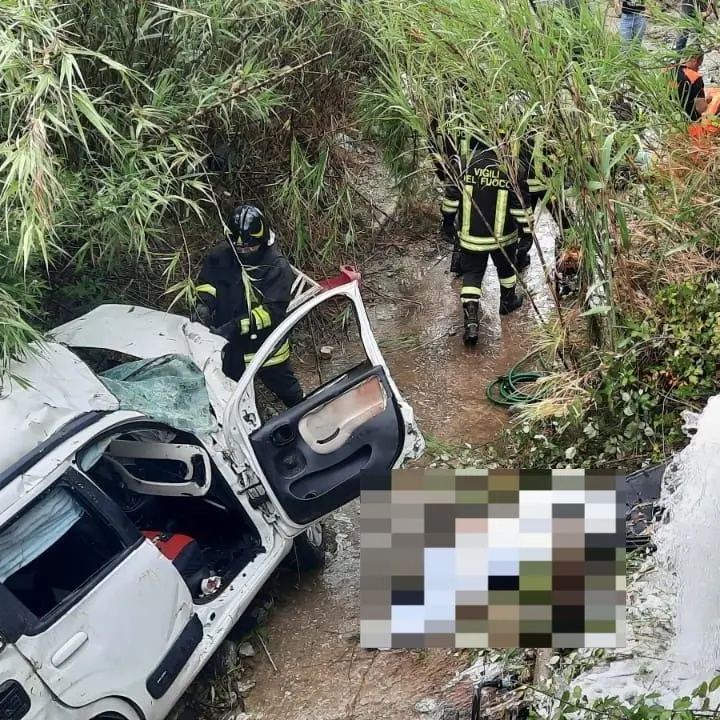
{"left": 486, "top": 350, "right": 551, "bottom": 407}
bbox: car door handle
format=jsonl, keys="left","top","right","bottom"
{"left": 51, "top": 632, "right": 89, "bottom": 667}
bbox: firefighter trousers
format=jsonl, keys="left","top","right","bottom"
{"left": 459, "top": 245, "right": 517, "bottom": 304}
{"left": 222, "top": 345, "right": 304, "bottom": 408}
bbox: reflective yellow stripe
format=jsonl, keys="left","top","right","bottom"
{"left": 500, "top": 275, "right": 517, "bottom": 288}
{"left": 494, "top": 190, "right": 508, "bottom": 239}
{"left": 460, "top": 135, "right": 472, "bottom": 239}
{"left": 510, "top": 208, "right": 532, "bottom": 229}
{"left": 196, "top": 283, "right": 216, "bottom": 297}
{"left": 244, "top": 339, "right": 291, "bottom": 368}
{"left": 442, "top": 198, "right": 460, "bottom": 212}
{"left": 239, "top": 318, "right": 251, "bottom": 335}
{"left": 251, "top": 306, "right": 272, "bottom": 330}
{"left": 461, "top": 286, "right": 482, "bottom": 302}
{"left": 459, "top": 230, "right": 518, "bottom": 252}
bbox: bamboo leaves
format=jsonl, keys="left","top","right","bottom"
{"left": 0, "top": 0, "right": 356, "bottom": 374}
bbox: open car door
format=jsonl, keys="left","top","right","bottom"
{"left": 222, "top": 281, "right": 424, "bottom": 536}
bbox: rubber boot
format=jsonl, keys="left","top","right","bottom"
{"left": 499, "top": 286, "right": 523, "bottom": 315}
{"left": 515, "top": 251, "right": 531, "bottom": 272}
{"left": 462, "top": 301, "right": 479, "bottom": 346}
{"left": 450, "top": 249, "right": 463, "bottom": 276}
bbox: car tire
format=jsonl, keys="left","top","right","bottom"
{"left": 290, "top": 522, "right": 328, "bottom": 571}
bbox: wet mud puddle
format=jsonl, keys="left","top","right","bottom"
{"left": 366, "top": 212, "right": 556, "bottom": 446}
{"left": 242, "top": 216, "right": 557, "bottom": 720}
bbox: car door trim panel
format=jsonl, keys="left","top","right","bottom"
{"left": 146, "top": 613, "right": 203, "bottom": 700}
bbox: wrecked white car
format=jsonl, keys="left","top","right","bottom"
{"left": 0, "top": 279, "right": 424, "bottom": 720}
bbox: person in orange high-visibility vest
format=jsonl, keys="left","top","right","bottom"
{"left": 671, "top": 49, "right": 708, "bottom": 121}
{"left": 690, "top": 86, "right": 720, "bottom": 141}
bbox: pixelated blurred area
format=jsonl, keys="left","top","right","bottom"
{"left": 360, "top": 468, "right": 626, "bottom": 651}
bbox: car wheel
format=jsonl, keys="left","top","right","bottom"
{"left": 291, "top": 522, "right": 328, "bottom": 571}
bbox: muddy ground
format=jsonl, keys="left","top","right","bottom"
{"left": 231, "top": 218, "right": 556, "bottom": 720}
{"left": 362, "top": 210, "right": 556, "bottom": 446}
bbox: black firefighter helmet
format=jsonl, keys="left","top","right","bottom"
{"left": 226, "top": 204, "right": 270, "bottom": 262}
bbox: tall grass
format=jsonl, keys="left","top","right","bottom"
{"left": 352, "top": 0, "right": 696, "bottom": 352}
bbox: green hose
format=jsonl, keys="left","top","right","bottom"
{"left": 486, "top": 351, "right": 551, "bottom": 407}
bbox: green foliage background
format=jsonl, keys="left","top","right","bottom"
{"left": 0, "top": 0, "right": 369, "bottom": 373}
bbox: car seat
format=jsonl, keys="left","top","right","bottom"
{"left": 142, "top": 530, "right": 210, "bottom": 597}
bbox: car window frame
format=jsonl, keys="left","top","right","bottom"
{"left": 0, "top": 466, "right": 143, "bottom": 639}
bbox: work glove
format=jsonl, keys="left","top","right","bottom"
{"left": 211, "top": 321, "right": 236, "bottom": 341}
{"left": 190, "top": 303, "right": 213, "bottom": 326}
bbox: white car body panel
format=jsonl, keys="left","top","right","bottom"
{"left": 0, "top": 343, "right": 119, "bottom": 472}
{"left": 14, "top": 542, "right": 194, "bottom": 708}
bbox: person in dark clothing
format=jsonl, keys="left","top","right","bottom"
{"left": 674, "top": 0, "right": 716, "bottom": 53}
{"left": 515, "top": 133, "right": 575, "bottom": 274}
{"left": 194, "top": 204, "right": 304, "bottom": 408}
{"left": 670, "top": 50, "right": 708, "bottom": 120}
{"left": 440, "top": 134, "right": 529, "bottom": 345}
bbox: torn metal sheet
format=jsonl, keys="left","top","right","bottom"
{"left": 0, "top": 342, "right": 119, "bottom": 472}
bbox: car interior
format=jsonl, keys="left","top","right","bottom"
{"left": 77, "top": 425, "right": 266, "bottom": 602}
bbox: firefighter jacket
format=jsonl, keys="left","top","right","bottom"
{"left": 441, "top": 135, "right": 534, "bottom": 253}
{"left": 195, "top": 242, "right": 295, "bottom": 369}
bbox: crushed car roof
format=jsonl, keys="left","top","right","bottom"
{"left": 48, "top": 304, "right": 224, "bottom": 364}
{"left": 0, "top": 342, "right": 119, "bottom": 473}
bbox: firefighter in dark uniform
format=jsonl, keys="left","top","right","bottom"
{"left": 194, "top": 204, "right": 304, "bottom": 408}
{"left": 514, "top": 136, "right": 569, "bottom": 272}
{"left": 516, "top": 132, "right": 578, "bottom": 295}
{"left": 441, "top": 133, "right": 530, "bottom": 345}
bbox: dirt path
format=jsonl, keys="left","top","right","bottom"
{"left": 364, "top": 211, "right": 557, "bottom": 446}
{"left": 241, "top": 223, "right": 556, "bottom": 720}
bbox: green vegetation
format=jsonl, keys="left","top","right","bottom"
{"left": 2, "top": 2, "right": 719, "bottom": 457}
{"left": 531, "top": 673, "right": 720, "bottom": 720}
{"left": 0, "top": 0, "right": 369, "bottom": 374}
{"left": 355, "top": 0, "right": 720, "bottom": 468}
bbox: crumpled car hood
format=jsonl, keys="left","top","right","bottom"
{"left": 49, "top": 304, "right": 235, "bottom": 426}
{"left": 49, "top": 304, "right": 225, "bottom": 364}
